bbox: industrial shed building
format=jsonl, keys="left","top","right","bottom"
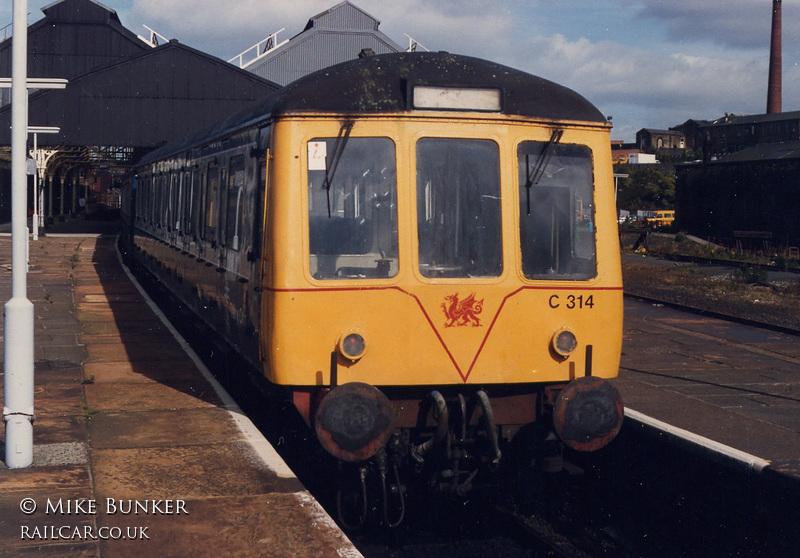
{"left": 236, "top": 1, "right": 404, "bottom": 86}
{"left": 676, "top": 142, "right": 800, "bottom": 248}
{"left": 0, "top": 0, "right": 150, "bottom": 107}
{"left": 0, "top": 0, "right": 278, "bottom": 221}
{"left": 0, "top": 40, "right": 279, "bottom": 149}
{"left": 699, "top": 111, "right": 800, "bottom": 159}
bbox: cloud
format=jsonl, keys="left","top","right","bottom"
{"left": 128, "top": 0, "right": 332, "bottom": 58}
{"left": 128, "top": 0, "right": 518, "bottom": 61}
{"left": 635, "top": 0, "right": 783, "bottom": 50}
{"left": 13, "top": 0, "right": 796, "bottom": 142}
{"left": 179, "top": 1, "right": 789, "bottom": 139}
{"left": 482, "top": 30, "right": 774, "bottom": 139}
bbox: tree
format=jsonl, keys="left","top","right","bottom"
{"left": 615, "top": 164, "right": 675, "bottom": 211}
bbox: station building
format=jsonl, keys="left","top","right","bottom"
{"left": 636, "top": 128, "right": 686, "bottom": 151}
{"left": 635, "top": 113, "right": 800, "bottom": 250}
{"left": 674, "top": 113, "right": 800, "bottom": 250}
{"left": 676, "top": 140, "right": 800, "bottom": 249}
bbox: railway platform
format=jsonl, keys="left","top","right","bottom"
{"left": 615, "top": 296, "right": 800, "bottom": 480}
{"left": 0, "top": 223, "right": 362, "bottom": 557}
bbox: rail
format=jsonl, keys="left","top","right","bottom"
{"left": 623, "top": 291, "right": 800, "bottom": 337}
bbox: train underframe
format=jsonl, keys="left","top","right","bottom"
{"left": 304, "top": 378, "right": 623, "bottom": 529}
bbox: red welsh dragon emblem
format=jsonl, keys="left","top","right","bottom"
{"left": 441, "top": 293, "right": 484, "bottom": 328}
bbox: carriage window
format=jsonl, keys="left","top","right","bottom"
{"left": 155, "top": 175, "right": 165, "bottom": 227}
{"left": 416, "top": 138, "right": 501, "bottom": 278}
{"left": 307, "top": 136, "right": 398, "bottom": 280}
{"left": 179, "top": 170, "right": 188, "bottom": 234}
{"left": 166, "top": 173, "right": 176, "bottom": 230}
{"left": 151, "top": 178, "right": 157, "bottom": 224}
{"left": 189, "top": 167, "right": 200, "bottom": 237}
{"left": 225, "top": 156, "right": 245, "bottom": 250}
{"left": 179, "top": 170, "right": 190, "bottom": 233}
{"left": 145, "top": 177, "right": 153, "bottom": 223}
{"left": 137, "top": 177, "right": 147, "bottom": 222}
{"left": 175, "top": 169, "right": 189, "bottom": 234}
{"left": 253, "top": 157, "right": 267, "bottom": 255}
{"left": 204, "top": 163, "right": 219, "bottom": 240}
{"left": 518, "top": 142, "right": 596, "bottom": 279}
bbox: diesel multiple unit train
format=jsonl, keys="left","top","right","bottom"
{"left": 121, "top": 52, "right": 624, "bottom": 525}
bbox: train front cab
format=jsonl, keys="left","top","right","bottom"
{"left": 259, "top": 110, "right": 624, "bottom": 468}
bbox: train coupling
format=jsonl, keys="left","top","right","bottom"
{"left": 552, "top": 376, "right": 624, "bottom": 452}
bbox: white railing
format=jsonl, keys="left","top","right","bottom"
{"left": 2, "top": 21, "right": 12, "bottom": 42}
{"left": 229, "top": 28, "right": 288, "bottom": 69}
{"left": 404, "top": 33, "right": 429, "bottom": 52}
{"left": 137, "top": 25, "right": 169, "bottom": 48}
{"left": 1, "top": 11, "right": 30, "bottom": 42}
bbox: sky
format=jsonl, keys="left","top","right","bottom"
{"left": 2, "top": 0, "right": 798, "bottom": 142}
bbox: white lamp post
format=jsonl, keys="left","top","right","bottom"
{"left": 3, "top": 0, "right": 67, "bottom": 468}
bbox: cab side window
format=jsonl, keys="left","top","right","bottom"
{"left": 518, "top": 142, "right": 596, "bottom": 279}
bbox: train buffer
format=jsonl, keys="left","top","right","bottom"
{"left": 0, "top": 231, "right": 362, "bottom": 557}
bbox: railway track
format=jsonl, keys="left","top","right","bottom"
{"left": 350, "top": 499, "right": 605, "bottom": 558}
{"left": 494, "top": 506, "right": 601, "bottom": 558}
{"left": 644, "top": 251, "right": 800, "bottom": 275}
{"left": 624, "top": 291, "right": 800, "bottom": 337}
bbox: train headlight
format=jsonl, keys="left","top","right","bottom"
{"left": 552, "top": 329, "right": 577, "bottom": 358}
{"left": 338, "top": 331, "right": 366, "bottom": 361}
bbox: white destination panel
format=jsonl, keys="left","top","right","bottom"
{"left": 413, "top": 86, "right": 501, "bottom": 111}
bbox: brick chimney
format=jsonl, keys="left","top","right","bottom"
{"left": 767, "top": 0, "right": 782, "bottom": 113}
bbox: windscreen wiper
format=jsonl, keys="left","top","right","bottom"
{"left": 323, "top": 120, "right": 354, "bottom": 217}
{"left": 524, "top": 129, "right": 563, "bottom": 215}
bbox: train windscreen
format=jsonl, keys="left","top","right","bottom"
{"left": 518, "top": 142, "right": 596, "bottom": 280}
{"left": 307, "top": 136, "right": 399, "bottom": 280}
{"left": 416, "top": 138, "right": 502, "bottom": 278}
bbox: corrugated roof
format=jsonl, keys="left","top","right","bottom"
{"left": 41, "top": 0, "right": 121, "bottom": 24}
{"left": 639, "top": 128, "right": 683, "bottom": 136}
{"left": 246, "top": 1, "right": 403, "bottom": 86}
{"left": 0, "top": 41, "right": 278, "bottom": 148}
{"left": 717, "top": 141, "right": 800, "bottom": 163}
{"left": 304, "top": 1, "right": 380, "bottom": 31}
{"left": 708, "top": 111, "right": 800, "bottom": 128}
{"left": 250, "top": 30, "right": 401, "bottom": 85}
{"left": 0, "top": 0, "right": 148, "bottom": 86}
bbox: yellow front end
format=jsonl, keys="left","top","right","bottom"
{"left": 260, "top": 114, "right": 622, "bottom": 389}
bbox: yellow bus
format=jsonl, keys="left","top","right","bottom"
{"left": 648, "top": 210, "right": 675, "bottom": 229}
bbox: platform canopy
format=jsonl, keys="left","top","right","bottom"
{"left": 0, "top": 0, "right": 279, "bottom": 164}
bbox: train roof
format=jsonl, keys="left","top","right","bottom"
{"left": 138, "top": 52, "right": 606, "bottom": 166}
{"left": 267, "top": 51, "right": 606, "bottom": 122}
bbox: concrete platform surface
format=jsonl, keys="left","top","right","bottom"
{"left": 615, "top": 297, "right": 800, "bottom": 475}
{"left": 0, "top": 232, "right": 362, "bottom": 557}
